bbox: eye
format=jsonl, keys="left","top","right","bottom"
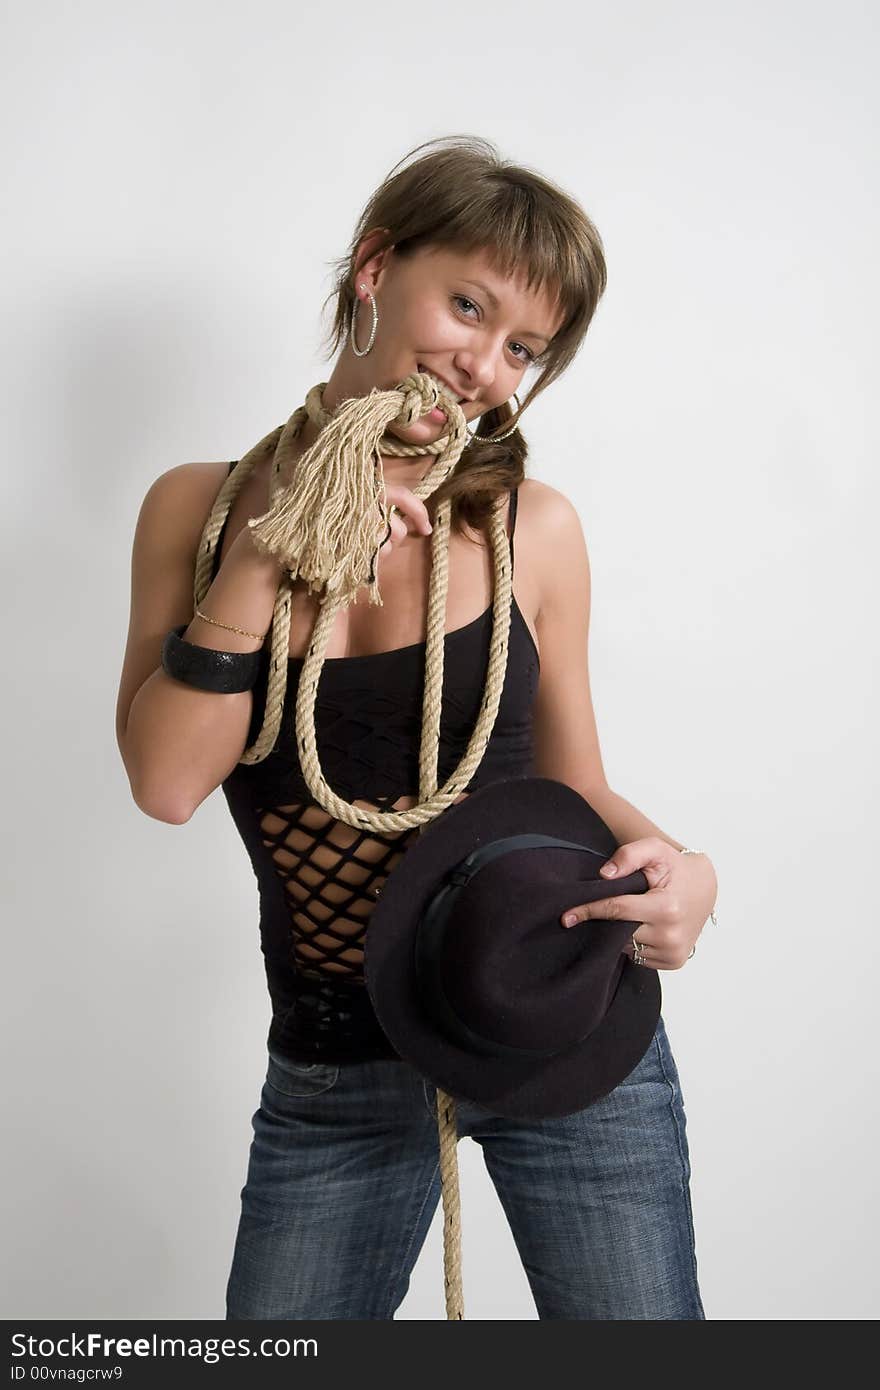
{"left": 453, "top": 293, "right": 479, "bottom": 318}
{"left": 451, "top": 295, "right": 536, "bottom": 364}
{"left": 509, "top": 340, "right": 536, "bottom": 364}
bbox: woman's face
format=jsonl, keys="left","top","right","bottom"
{"left": 331, "top": 238, "right": 564, "bottom": 445}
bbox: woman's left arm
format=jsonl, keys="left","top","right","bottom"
{"left": 526, "top": 482, "right": 718, "bottom": 970}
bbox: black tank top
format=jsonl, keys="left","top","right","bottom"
{"left": 215, "top": 460, "right": 540, "bottom": 1063}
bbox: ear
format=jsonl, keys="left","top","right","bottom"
{"left": 353, "top": 227, "right": 394, "bottom": 294}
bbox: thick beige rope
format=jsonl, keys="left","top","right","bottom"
{"left": 192, "top": 372, "right": 515, "bottom": 1319}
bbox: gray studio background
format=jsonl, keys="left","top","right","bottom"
{"left": 2, "top": 0, "right": 876, "bottom": 1321}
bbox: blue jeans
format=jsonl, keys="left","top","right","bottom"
{"left": 225, "top": 1013, "right": 705, "bottom": 1320}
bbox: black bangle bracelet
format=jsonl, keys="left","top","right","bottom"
{"left": 161, "top": 625, "right": 264, "bottom": 694}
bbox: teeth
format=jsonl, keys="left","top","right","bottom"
{"left": 418, "top": 366, "right": 461, "bottom": 402}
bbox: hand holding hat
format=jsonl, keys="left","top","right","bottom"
{"left": 364, "top": 776, "right": 664, "bottom": 1121}
{"left": 559, "top": 836, "right": 719, "bottom": 971}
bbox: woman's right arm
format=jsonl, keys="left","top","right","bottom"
{"left": 115, "top": 463, "right": 284, "bottom": 824}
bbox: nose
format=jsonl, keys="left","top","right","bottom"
{"left": 455, "top": 349, "right": 496, "bottom": 397}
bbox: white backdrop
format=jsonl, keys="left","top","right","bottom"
{"left": 2, "top": 0, "right": 876, "bottom": 1321}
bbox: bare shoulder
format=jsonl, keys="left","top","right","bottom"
{"left": 134, "top": 459, "right": 239, "bottom": 570}
{"left": 514, "top": 478, "right": 589, "bottom": 615}
{"left": 139, "top": 459, "right": 232, "bottom": 537}
{"left": 517, "top": 476, "right": 583, "bottom": 530}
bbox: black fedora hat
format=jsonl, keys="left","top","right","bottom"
{"left": 363, "top": 776, "right": 661, "bottom": 1120}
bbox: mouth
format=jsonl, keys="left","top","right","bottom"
{"left": 416, "top": 364, "right": 466, "bottom": 410}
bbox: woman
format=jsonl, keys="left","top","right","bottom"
{"left": 116, "top": 135, "right": 716, "bottom": 1319}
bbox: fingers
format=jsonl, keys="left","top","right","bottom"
{"left": 382, "top": 484, "right": 433, "bottom": 538}
{"left": 558, "top": 891, "right": 696, "bottom": 971}
{"left": 622, "top": 925, "right": 655, "bottom": 956}
{"left": 621, "top": 920, "right": 697, "bottom": 971}
{"left": 379, "top": 508, "right": 409, "bottom": 553}
{"left": 623, "top": 936, "right": 693, "bottom": 971}
{"left": 560, "top": 895, "right": 658, "bottom": 928}
{"left": 377, "top": 484, "right": 434, "bottom": 556}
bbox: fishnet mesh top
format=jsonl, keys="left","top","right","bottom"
{"left": 216, "top": 461, "right": 540, "bottom": 1063}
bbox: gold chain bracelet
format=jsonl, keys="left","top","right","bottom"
{"left": 194, "top": 607, "right": 266, "bottom": 642}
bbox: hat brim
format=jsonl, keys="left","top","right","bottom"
{"left": 364, "top": 777, "right": 661, "bottom": 1120}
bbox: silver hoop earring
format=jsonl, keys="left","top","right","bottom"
{"left": 465, "top": 393, "right": 521, "bottom": 442}
{"left": 350, "top": 283, "right": 378, "bottom": 357}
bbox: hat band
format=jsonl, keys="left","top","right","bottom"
{"left": 414, "top": 833, "right": 609, "bottom": 1060}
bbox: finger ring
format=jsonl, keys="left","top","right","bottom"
{"left": 632, "top": 934, "right": 647, "bottom": 966}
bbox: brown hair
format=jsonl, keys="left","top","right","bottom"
{"left": 319, "top": 134, "right": 608, "bottom": 538}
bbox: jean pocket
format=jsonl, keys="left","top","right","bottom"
{"left": 266, "top": 1047, "right": 340, "bottom": 1098}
